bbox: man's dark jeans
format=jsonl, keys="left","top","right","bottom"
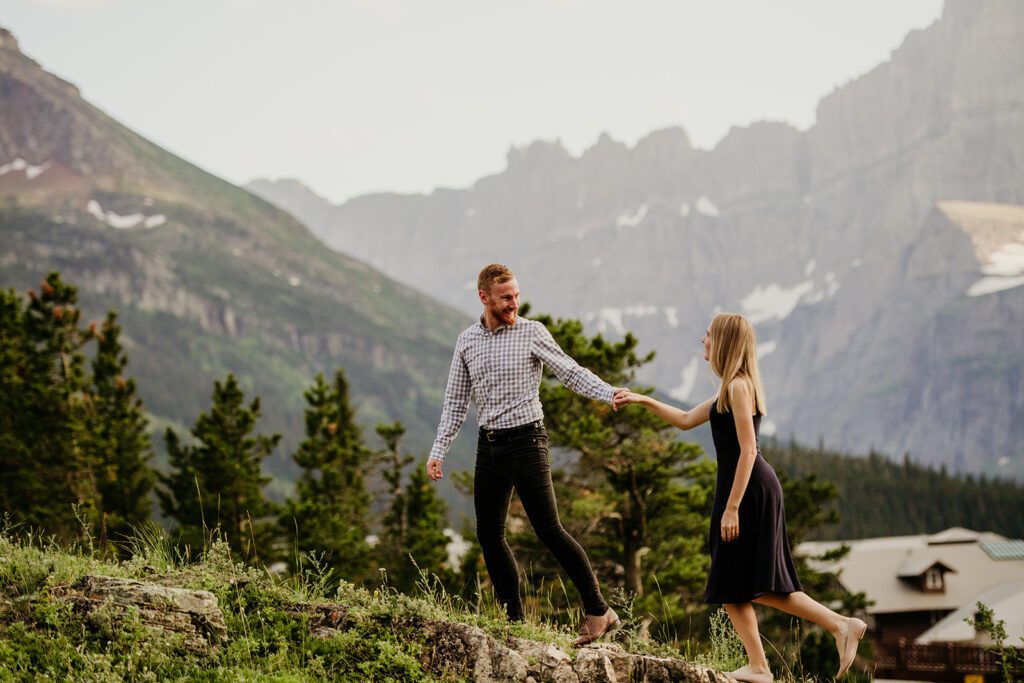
{"left": 474, "top": 422, "right": 609, "bottom": 621}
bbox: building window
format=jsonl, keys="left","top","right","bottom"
{"left": 925, "top": 568, "right": 943, "bottom": 591}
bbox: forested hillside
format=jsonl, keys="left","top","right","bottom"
{"left": 767, "top": 442, "right": 1024, "bottom": 540}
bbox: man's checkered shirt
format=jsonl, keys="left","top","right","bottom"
{"left": 428, "top": 317, "right": 615, "bottom": 462}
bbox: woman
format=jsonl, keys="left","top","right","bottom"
{"left": 617, "top": 313, "right": 866, "bottom": 682}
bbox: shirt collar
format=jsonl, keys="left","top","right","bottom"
{"left": 477, "top": 315, "right": 518, "bottom": 335}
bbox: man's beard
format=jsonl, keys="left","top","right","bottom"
{"left": 490, "top": 303, "right": 516, "bottom": 325}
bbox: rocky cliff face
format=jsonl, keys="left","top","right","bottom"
{"left": 250, "top": 0, "right": 1024, "bottom": 478}
{"left": 0, "top": 30, "right": 474, "bottom": 484}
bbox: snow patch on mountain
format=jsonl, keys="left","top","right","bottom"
{"left": 741, "top": 281, "right": 815, "bottom": 323}
{"left": 586, "top": 305, "right": 663, "bottom": 335}
{"left": 695, "top": 196, "right": 719, "bottom": 217}
{"left": 757, "top": 340, "right": 778, "bottom": 358}
{"left": 86, "top": 199, "right": 165, "bottom": 230}
{"left": 0, "top": 157, "right": 50, "bottom": 180}
{"left": 967, "top": 233, "right": 1024, "bottom": 297}
{"left": 616, "top": 204, "right": 648, "bottom": 227}
{"left": 669, "top": 356, "right": 701, "bottom": 402}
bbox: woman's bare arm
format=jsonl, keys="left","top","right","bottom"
{"left": 617, "top": 393, "right": 714, "bottom": 431}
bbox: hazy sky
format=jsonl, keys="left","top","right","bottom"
{"left": 6, "top": 0, "right": 942, "bottom": 203}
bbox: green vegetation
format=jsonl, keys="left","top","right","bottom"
{"left": 0, "top": 200, "right": 474, "bottom": 493}
{"left": 0, "top": 514, "right": 709, "bottom": 681}
{"left": 0, "top": 274, "right": 151, "bottom": 543}
{"left": 0, "top": 522, "right": 496, "bottom": 681}
{"left": 0, "top": 521, "right": 869, "bottom": 682}
{"left": 5, "top": 276, "right": 1005, "bottom": 681}
{"left": 283, "top": 371, "right": 374, "bottom": 581}
{"left": 967, "top": 601, "right": 1024, "bottom": 683}
{"left": 87, "top": 312, "right": 156, "bottom": 550}
{"left": 694, "top": 608, "right": 746, "bottom": 672}
{"left": 374, "top": 421, "right": 454, "bottom": 594}
{"left": 766, "top": 442, "right": 1024, "bottom": 540}
{"left": 0, "top": 273, "right": 455, "bottom": 579}
{"left": 159, "top": 374, "right": 282, "bottom": 564}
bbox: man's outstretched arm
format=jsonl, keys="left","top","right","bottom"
{"left": 428, "top": 338, "right": 471, "bottom": 480}
{"left": 532, "top": 323, "right": 628, "bottom": 407}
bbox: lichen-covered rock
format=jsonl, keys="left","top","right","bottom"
{"left": 424, "top": 621, "right": 529, "bottom": 682}
{"left": 422, "top": 622, "right": 731, "bottom": 682}
{"left": 57, "top": 575, "right": 227, "bottom": 654}
{"left": 572, "top": 646, "right": 619, "bottom": 682}
{"left": 547, "top": 640, "right": 731, "bottom": 683}
{"left": 510, "top": 637, "right": 576, "bottom": 682}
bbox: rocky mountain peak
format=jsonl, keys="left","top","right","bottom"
{"left": 247, "top": 177, "right": 327, "bottom": 203}
{"left": 633, "top": 126, "right": 692, "bottom": 154}
{"left": 505, "top": 139, "right": 573, "bottom": 173}
{"left": 0, "top": 28, "right": 20, "bottom": 53}
{"left": 247, "top": 0, "right": 1024, "bottom": 479}
{"left": 581, "top": 131, "right": 630, "bottom": 161}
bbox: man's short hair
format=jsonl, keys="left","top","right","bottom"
{"left": 478, "top": 264, "right": 515, "bottom": 293}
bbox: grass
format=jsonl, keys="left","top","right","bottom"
{"left": 0, "top": 516, "right": 859, "bottom": 681}
{"left": 0, "top": 519, "right": 688, "bottom": 682}
{"left": 694, "top": 608, "right": 747, "bottom": 673}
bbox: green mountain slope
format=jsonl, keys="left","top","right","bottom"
{"left": 0, "top": 28, "right": 473, "bottom": 494}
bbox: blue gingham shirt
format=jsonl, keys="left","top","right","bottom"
{"left": 428, "top": 316, "right": 616, "bottom": 462}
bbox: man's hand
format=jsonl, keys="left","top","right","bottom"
{"left": 611, "top": 387, "right": 631, "bottom": 410}
{"left": 427, "top": 459, "right": 444, "bottom": 481}
{"left": 614, "top": 391, "right": 646, "bottom": 409}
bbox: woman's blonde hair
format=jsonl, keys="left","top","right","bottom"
{"left": 708, "top": 312, "right": 767, "bottom": 415}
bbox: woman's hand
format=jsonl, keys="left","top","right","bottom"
{"left": 613, "top": 391, "right": 646, "bottom": 409}
{"left": 721, "top": 506, "right": 739, "bottom": 542}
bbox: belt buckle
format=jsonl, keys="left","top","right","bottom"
{"left": 485, "top": 429, "right": 496, "bottom": 442}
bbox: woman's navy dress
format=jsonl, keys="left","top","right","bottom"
{"left": 705, "top": 399, "right": 802, "bottom": 604}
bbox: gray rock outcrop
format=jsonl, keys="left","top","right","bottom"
{"left": 46, "top": 575, "right": 731, "bottom": 681}
{"left": 55, "top": 575, "right": 227, "bottom": 654}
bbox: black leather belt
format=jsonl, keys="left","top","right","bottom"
{"left": 479, "top": 420, "right": 544, "bottom": 443}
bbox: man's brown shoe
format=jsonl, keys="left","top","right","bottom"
{"left": 573, "top": 608, "right": 621, "bottom": 647}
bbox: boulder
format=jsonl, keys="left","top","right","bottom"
{"left": 56, "top": 575, "right": 227, "bottom": 654}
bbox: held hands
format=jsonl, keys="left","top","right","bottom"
{"left": 612, "top": 390, "right": 645, "bottom": 410}
{"left": 721, "top": 506, "right": 740, "bottom": 542}
{"left": 611, "top": 387, "right": 631, "bottom": 410}
{"left": 427, "top": 459, "right": 444, "bottom": 481}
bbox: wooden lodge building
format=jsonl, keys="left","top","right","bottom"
{"left": 799, "top": 527, "right": 1024, "bottom": 682}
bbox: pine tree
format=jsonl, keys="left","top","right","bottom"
{"left": 375, "top": 422, "right": 451, "bottom": 593}
{"left": 283, "top": 371, "right": 372, "bottom": 583}
{"left": 399, "top": 462, "right": 452, "bottom": 589}
{"left": 86, "top": 311, "right": 155, "bottom": 549}
{"left": 0, "top": 273, "right": 98, "bottom": 538}
{"left": 508, "top": 305, "right": 715, "bottom": 640}
{"left": 158, "top": 374, "right": 280, "bottom": 562}
{"left": 377, "top": 421, "right": 413, "bottom": 562}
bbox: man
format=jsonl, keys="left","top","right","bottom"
{"left": 427, "top": 263, "right": 626, "bottom": 646}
